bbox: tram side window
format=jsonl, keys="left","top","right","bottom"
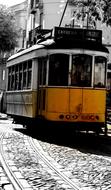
{"left": 27, "top": 60, "right": 32, "bottom": 88}
{"left": 7, "top": 60, "right": 32, "bottom": 91}
{"left": 19, "top": 63, "right": 23, "bottom": 90}
{"left": 11, "top": 66, "right": 15, "bottom": 90}
{"left": 71, "top": 54, "right": 92, "bottom": 87}
{"left": 23, "top": 63, "right": 27, "bottom": 89}
{"left": 8, "top": 67, "right": 11, "bottom": 91}
{"left": 23, "top": 60, "right": 32, "bottom": 89}
{"left": 94, "top": 56, "right": 106, "bottom": 88}
{"left": 38, "top": 58, "right": 47, "bottom": 85}
{"left": 15, "top": 65, "right": 19, "bottom": 90}
{"left": 48, "top": 54, "right": 69, "bottom": 86}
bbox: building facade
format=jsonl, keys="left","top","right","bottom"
{"left": 26, "top": 0, "right": 111, "bottom": 49}
{"left": 10, "top": 1, "right": 28, "bottom": 51}
{"left": 26, "top": 0, "right": 77, "bottom": 46}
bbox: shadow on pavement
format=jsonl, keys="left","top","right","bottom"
{"left": 14, "top": 122, "right": 111, "bottom": 157}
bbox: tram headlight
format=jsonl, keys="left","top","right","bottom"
{"left": 59, "top": 114, "right": 64, "bottom": 119}
{"left": 95, "top": 115, "right": 99, "bottom": 120}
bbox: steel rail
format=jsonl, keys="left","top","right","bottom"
{"left": 28, "top": 136, "right": 81, "bottom": 190}
{"left": 0, "top": 133, "right": 28, "bottom": 190}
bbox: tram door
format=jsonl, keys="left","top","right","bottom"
{"left": 70, "top": 54, "right": 92, "bottom": 114}
{"left": 37, "top": 58, "right": 47, "bottom": 116}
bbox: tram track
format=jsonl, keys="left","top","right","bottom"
{"left": 0, "top": 132, "right": 31, "bottom": 190}
{"left": 37, "top": 138, "right": 111, "bottom": 189}
{"left": 28, "top": 136, "right": 81, "bottom": 190}
{"left": 0, "top": 129, "right": 82, "bottom": 190}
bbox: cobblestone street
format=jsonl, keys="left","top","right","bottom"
{"left": 39, "top": 140, "right": 111, "bottom": 189}
{"left": 0, "top": 117, "right": 111, "bottom": 189}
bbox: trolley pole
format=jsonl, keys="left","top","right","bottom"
{"left": 59, "top": 0, "right": 69, "bottom": 27}
{"left": 87, "top": 0, "right": 89, "bottom": 29}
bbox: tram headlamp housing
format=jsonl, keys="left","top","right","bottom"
{"left": 59, "top": 114, "right": 64, "bottom": 119}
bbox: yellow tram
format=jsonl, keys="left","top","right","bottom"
{"left": 6, "top": 27, "right": 109, "bottom": 134}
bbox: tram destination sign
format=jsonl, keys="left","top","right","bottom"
{"left": 54, "top": 27, "right": 102, "bottom": 43}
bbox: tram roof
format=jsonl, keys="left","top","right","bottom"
{"left": 8, "top": 37, "right": 109, "bottom": 62}
{"left": 46, "top": 38, "right": 109, "bottom": 53}
{"left": 7, "top": 42, "right": 47, "bottom": 61}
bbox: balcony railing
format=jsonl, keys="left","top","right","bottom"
{"left": 28, "top": 26, "right": 53, "bottom": 47}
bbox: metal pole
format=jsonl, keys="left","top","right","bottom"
{"left": 87, "top": 0, "right": 89, "bottom": 29}
{"left": 59, "top": 0, "right": 69, "bottom": 27}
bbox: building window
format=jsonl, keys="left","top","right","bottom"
{"left": 31, "top": 0, "right": 34, "bottom": 9}
{"left": 31, "top": 0, "right": 39, "bottom": 9}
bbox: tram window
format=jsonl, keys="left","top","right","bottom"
{"left": 94, "top": 56, "right": 106, "bottom": 88}
{"left": 38, "top": 58, "right": 47, "bottom": 85}
{"left": 71, "top": 54, "right": 92, "bottom": 87}
{"left": 23, "top": 62, "right": 27, "bottom": 89}
{"left": 48, "top": 54, "right": 69, "bottom": 86}
{"left": 27, "top": 60, "right": 32, "bottom": 88}
{"left": 15, "top": 65, "right": 19, "bottom": 90}
{"left": 7, "top": 60, "right": 32, "bottom": 91}
{"left": 19, "top": 64, "right": 23, "bottom": 90}
{"left": 11, "top": 66, "right": 15, "bottom": 90}
{"left": 23, "top": 60, "right": 32, "bottom": 89}
{"left": 8, "top": 67, "right": 11, "bottom": 90}
{"left": 43, "top": 60, "right": 47, "bottom": 85}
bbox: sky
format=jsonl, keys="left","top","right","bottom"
{"left": 0, "top": 0, "right": 25, "bottom": 7}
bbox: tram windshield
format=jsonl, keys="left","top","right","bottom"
{"left": 71, "top": 54, "right": 92, "bottom": 87}
{"left": 94, "top": 56, "right": 106, "bottom": 88}
{"left": 48, "top": 53, "right": 106, "bottom": 88}
{"left": 48, "top": 54, "right": 69, "bottom": 86}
